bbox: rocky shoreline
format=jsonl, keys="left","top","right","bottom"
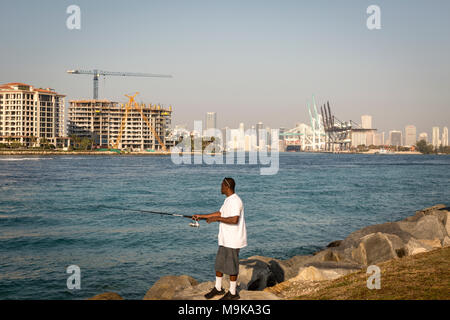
{"left": 90, "top": 204, "right": 450, "bottom": 300}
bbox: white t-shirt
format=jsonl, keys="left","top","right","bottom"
{"left": 218, "top": 193, "right": 247, "bottom": 249}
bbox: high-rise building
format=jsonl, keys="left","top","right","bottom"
{"left": 256, "top": 122, "right": 264, "bottom": 147}
{"left": 361, "top": 115, "right": 372, "bottom": 129}
{"left": 68, "top": 100, "right": 172, "bottom": 151}
{"left": 389, "top": 130, "right": 402, "bottom": 147}
{"left": 0, "top": 82, "right": 66, "bottom": 147}
{"left": 432, "top": 127, "right": 440, "bottom": 147}
{"left": 374, "top": 132, "right": 384, "bottom": 146}
{"left": 442, "top": 127, "right": 449, "bottom": 147}
{"left": 418, "top": 132, "right": 428, "bottom": 143}
{"left": 205, "top": 112, "right": 217, "bottom": 130}
{"left": 404, "top": 125, "right": 417, "bottom": 147}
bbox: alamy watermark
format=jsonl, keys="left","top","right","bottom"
{"left": 66, "top": 5, "right": 81, "bottom": 30}
{"left": 66, "top": 265, "right": 81, "bottom": 290}
{"left": 367, "top": 5, "right": 381, "bottom": 30}
{"left": 366, "top": 265, "right": 381, "bottom": 289}
{"left": 171, "top": 121, "right": 279, "bottom": 175}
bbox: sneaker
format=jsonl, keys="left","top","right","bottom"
{"left": 204, "top": 287, "right": 225, "bottom": 299}
{"left": 219, "top": 291, "right": 240, "bottom": 300}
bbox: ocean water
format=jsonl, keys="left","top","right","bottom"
{"left": 0, "top": 153, "right": 449, "bottom": 300}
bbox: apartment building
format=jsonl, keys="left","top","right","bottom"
{"left": 0, "top": 82, "right": 66, "bottom": 147}
{"left": 68, "top": 100, "right": 172, "bottom": 151}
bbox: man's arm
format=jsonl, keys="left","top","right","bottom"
{"left": 192, "top": 212, "right": 239, "bottom": 225}
{"left": 192, "top": 211, "right": 221, "bottom": 220}
{"left": 209, "top": 215, "right": 239, "bottom": 225}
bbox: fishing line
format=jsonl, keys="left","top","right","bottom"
{"left": 100, "top": 205, "right": 200, "bottom": 228}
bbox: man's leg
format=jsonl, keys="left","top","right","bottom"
{"left": 229, "top": 274, "right": 237, "bottom": 295}
{"left": 215, "top": 271, "right": 223, "bottom": 290}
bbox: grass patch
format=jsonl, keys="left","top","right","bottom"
{"left": 295, "top": 247, "right": 450, "bottom": 300}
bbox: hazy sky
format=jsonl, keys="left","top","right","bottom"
{"left": 1, "top": 0, "right": 449, "bottom": 136}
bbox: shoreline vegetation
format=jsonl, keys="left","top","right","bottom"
{"left": 89, "top": 204, "right": 450, "bottom": 300}
{"left": 0, "top": 150, "right": 445, "bottom": 156}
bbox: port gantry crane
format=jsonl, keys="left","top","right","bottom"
{"left": 113, "top": 92, "right": 168, "bottom": 152}
{"left": 66, "top": 69, "right": 172, "bottom": 100}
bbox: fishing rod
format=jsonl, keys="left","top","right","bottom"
{"left": 100, "top": 205, "right": 200, "bottom": 227}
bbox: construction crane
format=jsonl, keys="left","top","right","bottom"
{"left": 114, "top": 92, "right": 167, "bottom": 152}
{"left": 67, "top": 69, "right": 172, "bottom": 100}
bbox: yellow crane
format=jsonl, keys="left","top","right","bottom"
{"left": 113, "top": 93, "right": 167, "bottom": 152}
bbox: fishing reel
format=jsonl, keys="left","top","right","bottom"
{"left": 189, "top": 220, "right": 200, "bottom": 228}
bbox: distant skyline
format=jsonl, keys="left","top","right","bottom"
{"left": 1, "top": 0, "right": 449, "bottom": 136}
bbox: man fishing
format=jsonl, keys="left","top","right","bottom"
{"left": 192, "top": 177, "right": 247, "bottom": 300}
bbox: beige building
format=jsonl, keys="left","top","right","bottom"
{"left": 418, "top": 132, "right": 428, "bottom": 143}
{"left": 404, "top": 125, "right": 417, "bottom": 147}
{"left": 0, "top": 82, "right": 66, "bottom": 147}
{"left": 68, "top": 100, "right": 172, "bottom": 151}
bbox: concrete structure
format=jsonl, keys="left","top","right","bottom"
{"left": 205, "top": 112, "right": 217, "bottom": 131}
{"left": 432, "top": 127, "right": 440, "bottom": 148}
{"left": 389, "top": 130, "right": 403, "bottom": 147}
{"left": 256, "top": 122, "right": 264, "bottom": 148}
{"left": 374, "top": 132, "right": 385, "bottom": 146}
{"left": 418, "top": 132, "right": 428, "bottom": 143}
{"left": 361, "top": 115, "right": 372, "bottom": 129}
{"left": 68, "top": 100, "right": 172, "bottom": 151}
{"left": 404, "top": 125, "right": 417, "bottom": 147}
{"left": 0, "top": 82, "right": 67, "bottom": 147}
{"left": 442, "top": 127, "right": 448, "bottom": 147}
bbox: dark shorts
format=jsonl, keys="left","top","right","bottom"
{"left": 215, "top": 246, "right": 240, "bottom": 275}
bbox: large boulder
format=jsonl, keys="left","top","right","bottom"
{"left": 403, "top": 204, "right": 447, "bottom": 223}
{"left": 350, "top": 232, "right": 399, "bottom": 265}
{"left": 277, "top": 255, "right": 314, "bottom": 280}
{"left": 340, "top": 222, "right": 412, "bottom": 249}
{"left": 172, "top": 281, "right": 280, "bottom": 300}
{"left": 291, "top": 266, "right": 326, "bottom": 281}
{"left": 238, "top": 256, "right": 273, "bottom": 290}
{"left": 398, "top": 215, "right": 447, "bottom": 241}
{"left": 442, "top": 236, "right": 450, "bottom": 247}
{"left": 404, "top": 238, "right": 433, "bottom": 256}
{"left": 88, "top": 292, "right": 124, "bottom": 300}
{"left": 444, "top": 211, "right": 450, "bottom": 236}
{"left": 143, "top": 275, "right": 198, "bottom": 300}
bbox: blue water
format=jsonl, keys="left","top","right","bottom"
{"left": 0, "top": 153, "right": 449, "bottom": 299}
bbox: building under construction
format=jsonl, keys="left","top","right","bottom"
{"left": 68, "top": 99, "right": 172, "bottom": 151}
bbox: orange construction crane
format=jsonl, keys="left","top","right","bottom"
{"left": 113, "top": 93, "right": 167, "bottom": 151}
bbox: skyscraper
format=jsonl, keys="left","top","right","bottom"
{"left": 432, "top": 127, "right": 440, "bottom": 147}
{"left": 418, "top": 132, "right": 428, "bottom": 143}
{"left": 205, "top": 112, "right": 217, "bottom": 130}
{"left": 404, "top": 125, "right": 417, "bottom": 146}
{"left": 361, "top": 115, "right": 372, "bottom": 129}
{"left": 256, "top": 122, "right": 264, "bottom": 147}
{"left": 442, "top": 127, "right": 449, "bottom": 147}
{"left": 389, "top": 130, "right": 402, "bottom": 147}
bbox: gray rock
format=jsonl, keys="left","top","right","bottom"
{"left": 398, "top": 215, "right": 447, "bottom": 241}
{"left": 444, "top": 211, "right": 450, "bottom": 236}
{"left": 350, "top": 232, "right": 399, "bottom": 265}
{"left": 326, "top": 240, "right": 343, "bottom": 248}
{"left": 143, "top": 275, "right": 198, "bottom": 300}
{"left": 172, "top": 281, "right": 280, "bottom": 300}
{"left": 404, "top": 238, "right": 433, "bottom": 256}
{"left": 278, "top": 255, "right": 314, "bottom": 280}
{"left": 340, "top": 222, "right": 412, "bottom": 249}
{"left": 238, "top": 256, "right": 273, "bottom": 290}
{"left": 442, "top": 236, "right": 450, "bottom": 247}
